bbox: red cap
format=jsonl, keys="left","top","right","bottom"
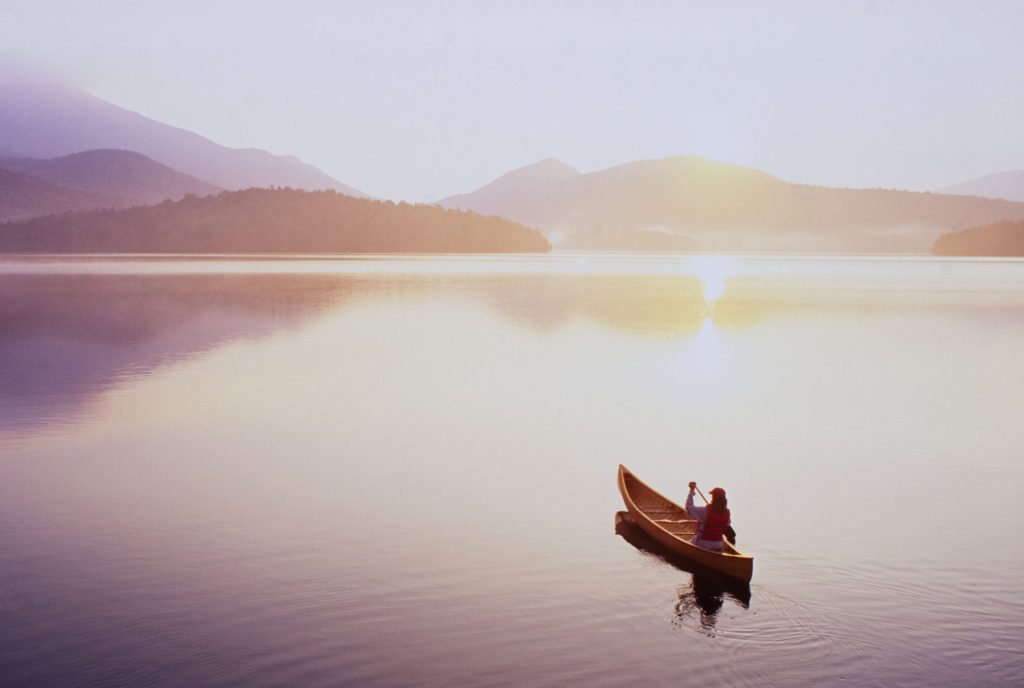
{"left": 710, "top": 487, "right": 726, "bottom": 498}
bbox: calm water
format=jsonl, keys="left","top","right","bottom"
{"left": 1, "top": 254, "right": 1022, "bottom": 687}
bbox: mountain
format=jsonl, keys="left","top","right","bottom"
{"left": 0, "top": 188, "right": 550, "bottom": 254}
{"left": 440, "top": 158, "right": 580, "bottom": 216}
{"left": 938, "top": 171, "right": 1024, "bottom": 203}
{"left": 933, "top": 219, "right": 1024, "bottom": 256}
{"left": 0, "top": 149, "right": 220, "bottom": 205}
{"left": 441, "top": 156, "right": 1024, "bottom": 253}
{"left": 0, "top": 80, "right": 367, "bottom": 196}
{"left": 0, "top": 168, "right": 116, "bottom": 222}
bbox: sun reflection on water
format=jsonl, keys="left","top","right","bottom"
{"left": 688, "top": 255, "right": 738, "bottom": 305}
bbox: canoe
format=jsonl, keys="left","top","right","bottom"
{"left": 617, "top": 464, "right": 753, "bottom": 582}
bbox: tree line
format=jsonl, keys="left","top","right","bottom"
{"left": 0, "top": 188, "right": 551, "bottom": 254}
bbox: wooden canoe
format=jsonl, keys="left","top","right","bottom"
{"left": 617, "top": 464, "right": 753, "bottom": 582}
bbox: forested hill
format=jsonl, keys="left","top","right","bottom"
{"left": 932, "top": 219, "right": 1024, "bottom": 256}
{"left": 0, "top": 168, "right": 114, "bottom": 222}
{"left": 0, "top": 188, "right": 551, "bottom": 254}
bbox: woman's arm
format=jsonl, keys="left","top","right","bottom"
{"left": 685, "top": 485, "right": 705, "bottom": 520}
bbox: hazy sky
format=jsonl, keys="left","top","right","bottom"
{"left": 2, "top": 1, "right": 1023, "bottom": 200}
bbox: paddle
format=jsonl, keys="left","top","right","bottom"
{"left": 695, "top": 485, "right": 710, "bottom": 506}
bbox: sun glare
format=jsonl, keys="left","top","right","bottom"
{"left": 689, "top": 255, "right": 737, "bottom": 304}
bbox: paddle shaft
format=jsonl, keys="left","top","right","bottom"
{"left": 695, "top": 486, "right": 710, "bottom": 505}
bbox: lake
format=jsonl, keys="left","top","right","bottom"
{"left": 1, "top": 254, "right": 1022, "bottom": 687}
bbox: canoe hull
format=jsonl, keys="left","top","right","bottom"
{"left": 617, "top": 464, "right": 753, "bottom": 582}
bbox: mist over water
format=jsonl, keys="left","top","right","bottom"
{"left": 1, "top": 255, "right": 1022, "bottom": 687}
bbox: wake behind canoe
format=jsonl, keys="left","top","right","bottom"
{"left": 617, "top": 464, "right": 754, "bottom": 582}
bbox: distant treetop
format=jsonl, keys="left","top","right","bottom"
{"left": 0, "top": 187, "right": 551, "bottom": 254}
{"left": 932, "top": 219, "right": 1024, "bottom": 256}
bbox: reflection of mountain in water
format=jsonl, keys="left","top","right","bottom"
{"left": 425, "top": 274, "right": 708, "bottom": 336}
{"left": 4, "top": 262, "right": 990, "bottom": 433}
{"left": 0, "top": 270, "right": 722, "bottom": 432}
{"left": 0, "top": 273, "right": 350, "bottom": 430}
{"left": 614, "top": 511, "right": 750, "bottom": 632}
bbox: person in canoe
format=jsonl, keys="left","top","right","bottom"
{"left": 686, "top": 482, "right": 735, "bottom": 551}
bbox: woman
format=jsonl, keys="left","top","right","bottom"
{"left": 685, "top": 482, "right": 732, "bottom": 551}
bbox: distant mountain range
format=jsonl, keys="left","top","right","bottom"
{"left": 0, "top": 149, "right": 222, "bottom": 222}
{"left": 0, "top": 188, "right": 550, "bottom": 254}
{"left": 0, "top": 80, "right": 366, "bottom": 196}
{"left": 0, "top": 167, "right": 115, "bottom": 222}
{"left": 0, "top": 149, "right": 220, "bottom": 209}
{"left": 938, "top": 171, "right": 1024, "bottom": 203}
{"left": 440, "top": 156, "right": 1024, "bottom": 253}
{"left": 3, "top": 77, "right": 1022, "bottom": 255}
{"left": 441, "top": 158, "right": 581, "bottom": 216}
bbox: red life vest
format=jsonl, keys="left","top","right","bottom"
{"left": 699, "top": 507, "right": 730, "bottom": 542}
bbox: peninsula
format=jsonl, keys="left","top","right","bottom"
{"left": 0, "top": 188, "right": 551, "bottom": 254}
